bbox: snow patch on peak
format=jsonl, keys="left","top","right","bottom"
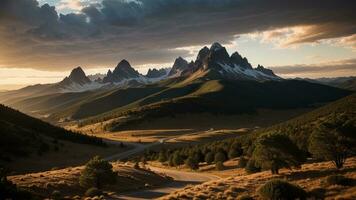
{"left": 60, "top": 82, "right": 104, "bottom": 93}
{"left": 217, "top": 63, "right": 280, "bottom": 81}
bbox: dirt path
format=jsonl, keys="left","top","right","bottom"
{"left": 115, "top": 166, "right": 219, "bottom": 200}
{"left": 102, "top": 138, "right": 220, "bottom": 199}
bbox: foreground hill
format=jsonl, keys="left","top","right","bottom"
{"left": 9, "top": 162, "right": 171, "bottom": 199}
{"left": 0, "top": 104, "right": 105, "bottom": 163}
{"left": 161, "top": 157, "right": 356, "bottom": 200}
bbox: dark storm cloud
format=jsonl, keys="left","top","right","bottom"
{"left": 0, "top": 0, "right": 355, "bottom": 70}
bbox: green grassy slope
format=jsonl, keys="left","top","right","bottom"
{"left": 80, "top": 79, "right": 351, "bottom": 130}
{"left": 69, "top": 77, "right": 191, "bottom": 120}
{"left": 9, "top": 91, "right": 97, "bottom": 113}
{"left": 5, "top": 78, "right": 188, "bottom": 121}
{"left": 6, "top": 77, "right": 352, "bottom": 129}
{"left": 70, "top": 87, "right": 164, "bottom": 119}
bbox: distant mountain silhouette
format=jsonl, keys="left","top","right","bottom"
{"left": 103, "top": 60, "right": 141, "bottom": 83}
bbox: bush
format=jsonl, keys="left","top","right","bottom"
{"left": 185, "top": 155, "right": 199, "bottom": 170}
{"left": 252, "top": 133, "right": 306, "bottom": 174}
{"left": 51, "top": 190, "right": 61, "bottom": 200}
{"left": 172, "top": 152, "right": 184, "bottom": 166}
{"left": 214, "top": 152, "right": 227, "bottom": 163}
{"left": 205, "top": 152, "right": 214, "bottom": 164}
{"left": 168, "top": 155, "right": 174, "bottom": 167}
{"left": 238, "top": 157, "right": 248, "bottom": 168}
{"left": 215, "top": 161, "right": 224, "bottom": 171}
{"left": 79, "top": 156, "right": 117, "bottom": 189}
{"left": 85, "top": 187, "right": 102, "bottom": 197}
{"left": 158, "top": 151, "right": 168, "bottom": 163}
{"left": 257, "top": 179, "right": 307, "bottom": 200}
{"left": 228, "top": 148, "right": 241, "bottom": 159}
{"left": 309, "top": 119, "right": 356, "bottom": 169}
{"left": 308, "top": 188, "right": 326, "bottom": 200}
{"left": 245, "top": 159, "right": 260, "bottom": 174}
{"left": 325, "top": 175, "right": 354, "bottom": 186}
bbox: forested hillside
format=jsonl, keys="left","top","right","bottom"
{"left": 0, "top": 104, "right": 105, "bottom": 161}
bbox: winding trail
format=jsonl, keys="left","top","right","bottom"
{"left": 103, "top": 139, "right": 157, "bottom": 161}
{"left": 103, "top": 138, "right": 220, "bottom": 199}
{"left": 116, "top": 166, "right": 218, "bottom": 200}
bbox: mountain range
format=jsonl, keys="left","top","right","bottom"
{"left": 0, "top": 42, "right": 353, "bottom": 129}
{"left": 2, "top": 42, "right": 280, "bottom": 96}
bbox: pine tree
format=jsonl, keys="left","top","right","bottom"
{"left": 158, "top": 150, "right": 168, "bottom": 163}
{"left": 309, "top": 118, "right": 356, "bottom": 169}
{"left": 173, "top": 152, "right": 184, "bottom": 166}
{"left": 214, "top": 151, "right": 227, "bottom": 163}
{"left": 205, "top": 152, "right": 214, "bottom": 164}
{"left": 252, "top": 133, "right": 306, "bottom": 174}
{"left": 185, "top": 155, "right": 199, "bottom": 170}
{"left": 79, "top": 156, "right": 117, "bottom": 188}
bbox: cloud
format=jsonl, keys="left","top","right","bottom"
{"left": 271, "top": 59, "right": 356, "bottom": 78}
{"left": 0, "top": 0, "right": 355, "bottom": 70}
{"left": 57, "top": 0, "right": 84, "bottom": 12}
{"left": 328, "top": 34, "right": 356, "bottom": 50}
{"left": 247, "top": 24, "right": 356, "bottom": 49}
{"left": 284, "top": 24, "right": 356, "bottom": 46}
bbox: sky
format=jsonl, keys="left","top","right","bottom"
{"left": 0, "top": 0, "right": 355, "bottom": 90}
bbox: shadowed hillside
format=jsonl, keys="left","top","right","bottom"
{"left": 79, "top": 80, "right": 351, "bottom": 130}
{"left": 0, "top": 104, "right": 105, "bottom": 162}
{"left": 141, "top": 94, "right": 355, "bottom": 175}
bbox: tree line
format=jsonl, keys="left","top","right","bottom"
{"left": 141, "top": 112, "right": 356, "bottom": 174}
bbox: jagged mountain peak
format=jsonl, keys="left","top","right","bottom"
{"left": 69, "top": 67, "right": 87, "bottom": 80}
{"left": 146, "top": 68, "right": 168, "bottom": 78}
{"left": 175, "top": 56, "right": 187, "bottom": 63}
{"left": 230, "top": 52, "right": 242, "bottom": 59}
{"left": 196, "top": 46, "right": 210, "bottom": 62}
{"left": 210, "top": 42, "right": 223, "bottom": 51}
{"left": 207, "top": 44, "right": 230, "bottom": 65}
{"left": 231, "top": 52, "right": 252, "bottom": 70}
{"left": 113, "top": 59, "right": 136, "bottom": 74}
{"left": 50, "top": 43, "right": 280, "bottom": 93}
{"left": 64, "top": 66, "right": 91, "bottom": 85}
{"left": 179, "top": 42, "right": 281, "bottom": 81}
{"left": 116, "top": 59, "right": 131, "bottom": 69}
{"left": 256, "top": 64, "right": 277, "bottom": 77}
{"left": 169, "top": 57, "right": 189, "bottom": 76}
{"left": 103, "top": 59, "right": 140, "bottom": 83}
{"left": 52, "top": 66, "right": 98, "bottom": 92}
